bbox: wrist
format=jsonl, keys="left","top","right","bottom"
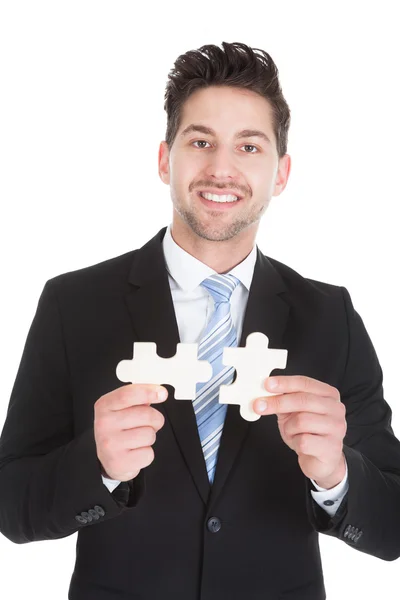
{"left": 314, "top": 454, "right": 346, "bottom": 489}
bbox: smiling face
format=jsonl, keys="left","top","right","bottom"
{"left": 158, "top": 85, "right": 291, "bottom": 250}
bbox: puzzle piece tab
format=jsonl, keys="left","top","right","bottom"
{"left": 219, "top": 332, "right": 288, "bottom": 422}
{"left": 116, "top": 342, "right": 213, "bottom": 400}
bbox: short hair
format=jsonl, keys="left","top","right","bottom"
{"left": 164, "top": 41, "right": 291, "bottom": 158}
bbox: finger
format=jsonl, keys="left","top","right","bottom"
{"left": 116, "top": 405, "right": 165, "bottom": 431}
{"left": 283, "top": 412, "right": 336, "bottom": 438}
{"left": 109, "top": 384, "right": 169, "bottom": 411}
{"left": 264, "top": 375, "right": 340, "bottom": 401}
{"left": 126, "top": 446, "right": 155, "bottom": 469}
{"left": 120, "top": 426, "right": 157, "bottom": 450}
{"left": 253, "top": 391, "right": 339, "bottom": 416}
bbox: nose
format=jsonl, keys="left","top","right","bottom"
{"left": 204, "top": 145, "right": 240, "bottom": 180}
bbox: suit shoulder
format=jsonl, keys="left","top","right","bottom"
{"left": 267, "top": 255, "right": 344, "bottom": 299}
{"left": 44, "top": 249, "right": 138, "bottom": 295}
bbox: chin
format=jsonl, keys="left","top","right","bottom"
{"left": 190, "top": 220, "right": 249, "bottom": 242}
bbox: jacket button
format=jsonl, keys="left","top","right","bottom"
{"left": 88, "top": 509, "right": 100, "bottom": 520}
{"left": 207, "top": 517, "right": 222, "bottom": 533}
{"left": 323, "top": 500, "right": 334, "bottom": 506}
{"left": 354, "top": 530, "right": 363, "bottom": 543}
{"left": 81, "top": 511, "right": 92, "bottom": 523}
{"left": 75, "top": 515, "right": 87, "bottom": 524}
{"left": 94, "top": 505, "right": 105, "bottom": 517}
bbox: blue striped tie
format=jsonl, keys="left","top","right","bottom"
{"left": 193, "top": 273, "right": 240, "bottom": 484}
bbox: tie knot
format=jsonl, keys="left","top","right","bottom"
{"left": 201, "top": 274, "right": 240, "bottom": 303}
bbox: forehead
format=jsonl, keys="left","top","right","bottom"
{"left": 178, "top": 85, "right": 275, "bottom": 142}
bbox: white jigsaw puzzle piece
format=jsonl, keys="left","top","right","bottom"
{"left": 116, "top": 342, "right": 213, "bottom": 400}
{"left": 219, "top": 332, "right": 288, "bottom": 422}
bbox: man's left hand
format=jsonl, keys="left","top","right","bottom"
{"left": 253, "top": 375, "right": 347, "bottom": 489}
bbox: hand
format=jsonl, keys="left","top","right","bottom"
{"left": 253, "top": 375, "right": 347, "bottom": 489}
{"left": 94, "top": 383, "right": 168, "bottom": 482}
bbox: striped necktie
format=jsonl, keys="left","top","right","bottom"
{"left": 193, "top": 273, "right": 240, "bottom": 484}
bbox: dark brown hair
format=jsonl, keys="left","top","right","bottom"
{"left": 164, "top": 41, "right": 291, "bottom": 158}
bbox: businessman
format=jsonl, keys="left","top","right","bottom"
{"left": 1, "top": 41, "right": 400, "bottom": 600}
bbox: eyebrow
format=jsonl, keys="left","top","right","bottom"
{"left": 180, "top": 124, "right": 271, "bottom": 145}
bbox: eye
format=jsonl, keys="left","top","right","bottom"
{"left": 191, "top": 141, "right": 259, "bottom": 153}
{"left": 241, "top": 144, "right": 258, "bottom": 153}
{"left": 192, "top": 140, "right": 211, "bottom": 149}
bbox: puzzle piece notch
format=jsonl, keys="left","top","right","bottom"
{"left": 116, "top": 342, "right": 213, "bottom": 400}
{"left": 220, "top": 332, "right": 288, "bottom": 422}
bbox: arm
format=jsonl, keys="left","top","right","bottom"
{"left": 0, "top": 279, "right": 144, "bottom": 544}
{"left": 305, "top": 286, "right": 400, "bottom": 560}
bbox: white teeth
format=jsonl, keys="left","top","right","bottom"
{"left": 200, "top": 192, "right": 239, "bottom": 203}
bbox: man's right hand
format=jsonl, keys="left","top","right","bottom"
{"left": 94, "top": 383, "right": 168, "bottom": 482}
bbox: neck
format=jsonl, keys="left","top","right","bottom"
{"left": 170, "top": 221, "right": 256, "bottom": 273}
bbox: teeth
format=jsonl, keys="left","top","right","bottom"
{"left": 200, "top": 192, "right": 239, "bottom": 203}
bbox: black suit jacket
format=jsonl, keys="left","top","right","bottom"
{"left": 1, "top": 226, "right": 400, "bottom": 600}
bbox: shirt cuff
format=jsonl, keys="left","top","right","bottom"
{"left": 309, "top": 458, "right": 349, "bottom": 517}
{"left": 102, "top": 475, "right": 122, "bottom": 493}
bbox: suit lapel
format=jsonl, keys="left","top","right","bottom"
{"left": 125, "top": 228, "right": 211, "bottom": 504}
{"left": 124, "top": 227, "right": 290, "bottom": 508}
{"left": 207, "top": 245, "right": 290, "bottom": 510}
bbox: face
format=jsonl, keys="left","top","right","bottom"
{"left": 158, "top": 85, "right": 291, "bottom": 244}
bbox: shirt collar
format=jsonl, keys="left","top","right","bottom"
{"left": 162, "top": 224, "right": 257, "bottom": 292}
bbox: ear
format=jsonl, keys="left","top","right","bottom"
{"left": 158, "top": 141, "right": 170, "bottom": 185}
{"left": 272, "top": 154, "right": 291, "bottom": 196}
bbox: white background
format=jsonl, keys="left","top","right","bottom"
{"left": 0, "top": 1, "right": 399, "bottom": 597}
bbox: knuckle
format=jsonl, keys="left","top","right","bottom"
{"left": 95, "top": 414, "right": 108, "bottom": 433}
{"left": 94, "top": 395, "right": 103, "bottom": 410}
{"left": 272, "top": 396, "right": 281, "bottom": 413}
{"left": 298, "top": 392, "right": 309, "bottom": 410}
{"left": 95, "top": 396, "right": 108, "bottom": 416}
{"left": 101, "top": 435, "right": 113, "bottom": 450}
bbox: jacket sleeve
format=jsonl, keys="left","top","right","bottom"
{"left": 0, "top": 279, "right": 144, "bottom": 544}
{"left": 305, "top": 286, "right": 400, "bottom": 561}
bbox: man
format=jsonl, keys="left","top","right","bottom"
{"left": 1, "top": 41, "right": 399, "bottom": 600}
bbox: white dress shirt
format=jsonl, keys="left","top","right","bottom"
{"left": 102, "top": 224, "right": 349, "bottom": 517}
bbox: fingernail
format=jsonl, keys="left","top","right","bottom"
{"left": 256, "top": 399, "right": 268, "bottom": 412}
{"left": 267, "top": 377, "right": 278, "bottom": 390}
